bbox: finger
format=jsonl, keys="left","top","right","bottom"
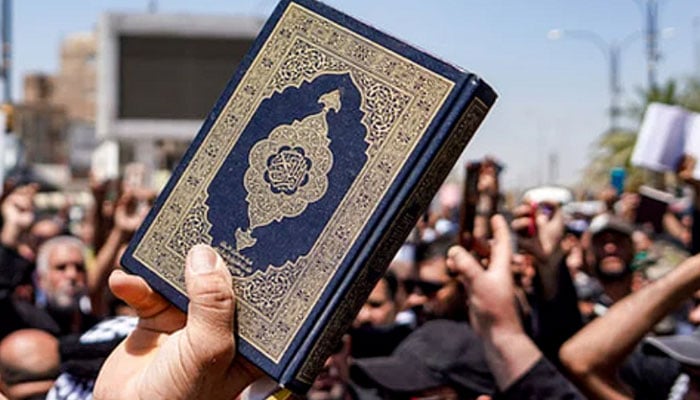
{"left": 447, "top": 245, "right": 483, "bottom": 284}
{"left": 116, "top": 190, "right": 134, "bottom": 210}
{"left": 184, "top": 245, "right": 236, "bottom": 363}
{"left": 489, "top": 215, "right": 513, "bottom": 277}
{"left": 10, "top": 189, "right": 34, "bottom": 210}
{"left": 109, "top": 270, "right": 185, "bottom": 333}
{"left": 512, "top": 204, "right": 532, "bottom": 218}
{"left": 548, "top": 205, "right": 565, "bottom": 227}
{"left": 510, "top": 216, "right": 531, "bottom": 232}
{"left": 109, "top": 270, "right": 170, "bottom": 318}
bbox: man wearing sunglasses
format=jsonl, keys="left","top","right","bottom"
{"left": 404, "top": 234, "right": 468, "bottom": 326}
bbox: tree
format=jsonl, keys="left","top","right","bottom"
{"left": 582, "top": 78, "right": 700, "bottom": 191}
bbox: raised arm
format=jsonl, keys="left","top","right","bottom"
{"left": 448, "top": 215, "right": 584, "bottom": 399}
{"left": 559, "top": 253, "right": 700, "bottom": 399}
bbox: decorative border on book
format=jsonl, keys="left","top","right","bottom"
{"left": 133, "top": 2, "right": 454, "bottom": 362}
{"left": 296, "top": 96, "right": 491, "bottom": 383}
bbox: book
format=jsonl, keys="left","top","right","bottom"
{"left": 685, "top": 112, "right": 700, "bottom": 180}
{"left": 631, "top": 102, "right": 688, "bottom": 172}
{"left": 121, "top": 0, "right": 497, "bottom": 392}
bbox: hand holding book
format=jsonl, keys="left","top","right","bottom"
{"left": 95, "top": 245, "right": 262, "bottom": 400}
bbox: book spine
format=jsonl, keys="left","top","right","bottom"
{"left": 280, "top": 77, "right": 496, "bottom": 392}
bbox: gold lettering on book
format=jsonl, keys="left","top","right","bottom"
{"left": 235, "top": 90, "right": 339, "bottom": 252}
{"left": 216, "top": 241, "right": 254, "bottom": 276}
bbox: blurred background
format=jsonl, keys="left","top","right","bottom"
{"left": 1, "top": 0, "right": 699, "bottom": 200}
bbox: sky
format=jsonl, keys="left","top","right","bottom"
{"left": 11, "top": 0, "right": 700, "bottom": 190}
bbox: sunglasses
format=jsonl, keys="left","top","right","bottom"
{"left": 404, "top": 279, "right": 446, "bottom": 296}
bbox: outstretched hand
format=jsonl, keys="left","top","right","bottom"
{"left": 113, "top": 190, "right": 152, "bottom": 235}
{"left": 94, "top": 245, "right": 262, "bottom": 400}
{"left": 447, "top": 215, "right": 541, "bottom": 390}
{"left": 510, "top": 202, "right": 564, "bottom": 261}
{"left": 447, "top": 215, "right": 519, "bottom": 337}
{"left": 0, "top": 184, "right": 38, "bottom": 248}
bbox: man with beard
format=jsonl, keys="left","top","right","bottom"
{"left": 35, "top": 236, "right": 96, "bottom": 336}
{"left": 585, "top": 214, "right": 636, "bottom": 311}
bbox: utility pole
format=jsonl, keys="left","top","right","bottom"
{"left": 640, "top": 0, "right": 660, "bottom": 91}
{"left": 694, "top": 16, "right": 700, "bottom": 77}
{"left": 645, "top": 0, "right": 659, "bottom": 90}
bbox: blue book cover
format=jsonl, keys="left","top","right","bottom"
{"left": 121, "top": 0, "right": 497, "bottom": 391}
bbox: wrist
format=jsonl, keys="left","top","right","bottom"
{"left": 1, "top": 225, "right": 20, "bottom": 248}
{"left": 483, "top": 329, "right": 541, "bottom": 391}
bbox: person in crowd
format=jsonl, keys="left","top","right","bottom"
{"left": 509, "top": 199, "right": 583, "bottom": 365}
{"left": 0, "top": 329, "right": 60, "bottom": 400}
{"left": 307, "top": 334, "right": 359, "bottom": 400}
{"left": 35, "top": 236, "right": 96, "bottom": 336}
{"left": 583, "top": 213, "right": 636, "bottom": 309}
{"left": 448, "top": 215, "right": 585, "bottom": 399}
{"left": 1, "top": 184, "right": 39, "bottom": 264}
{"left": 404, "top": 234, "right": 468, "bottom": 325}
{"left": 350, "top": 271, "right": 412, "bottom": 359}
{"left": 560, "top": 251, "right": 700, "bottom": 399}
{"left": 22, "top": 214, "right": 66, "bottom": 263}
{"left": 350, "top": 319, "right": 496, "bottom": 399}
{"left": 47, "top": 316, "right": 138, "bottom": 400}
{"left": 94, "top": 219, "right": 587, "bottom": 400}
{"left": 0, "top": 185, "right": 64, "bottom": 339}
{"left": 352, "top": 272, "right": 398, "bottom": 330}
{"left": 87, "top": 189, "right": 149, "bottom": 317}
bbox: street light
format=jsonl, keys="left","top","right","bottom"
{"left": 548, "top": 28, "right": 641, "bottom": 133}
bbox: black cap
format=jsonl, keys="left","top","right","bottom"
{"left": 644, "top": 329, "right": 700, "bottom": 367}
{"left": 351, "top": 319, "right": 495, "bottom": 397}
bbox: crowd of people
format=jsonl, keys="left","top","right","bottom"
{"left": 0, "top": 153, "right": 699, "bottom": 400}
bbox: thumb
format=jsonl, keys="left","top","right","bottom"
{"left": 184, "top": 244, "right": 236, "bottom": 365}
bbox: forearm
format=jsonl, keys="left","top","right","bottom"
{"left": 560, "top": 254, "right": 700, "bottom": 388}
{"left": 89, "top": 228, "right": 127, "bottom": 294}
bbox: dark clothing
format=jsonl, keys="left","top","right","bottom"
{"left": 0, "top": 244, "right": 60, "bottom": 339}
{"left": 350, "top": 323, "right": 413, "bottom": 359}
{"left": 620, "top": 346, "right": 680, "bottom": 400}
{"left": 529, "top": 253, "right": 583, "bottom": 366}
{"left": 0, "top": 244, "right": 32, "bottom": 298}
{"left": 3, "top": 298, "right": 61, "bottom": 335}
{"left": 0, "top": 243, "right": 96, "bottom": 338}
{"left": 692, "top": 207, "right": 700, "bottom": 255}
{"left": 495, "top": 357, "right": 585, "bottom": 400}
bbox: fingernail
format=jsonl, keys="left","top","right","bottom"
{"left": 190, "top": 245, "right": 217, "bottom": 275}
